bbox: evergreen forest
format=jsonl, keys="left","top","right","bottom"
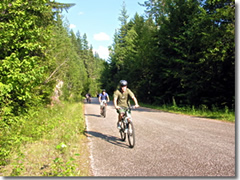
{"left": 0, "top": 0, "right": 235, "bottom": 173}
{"left": 102, "top": 0, "right": 235, "bottom": 109}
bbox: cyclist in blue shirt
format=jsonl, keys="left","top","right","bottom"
{"left": 99, "top": 89, "right": 110, "bottom": 115}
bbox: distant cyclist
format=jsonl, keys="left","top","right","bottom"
{"left": 86, "top": 93, "right": 91, "bottom": 103}
{"left": 98, "top": 89, "right": 110, "bottom": 115}
{"left": 113, "top": 80, "right": 139, "bottom": 129}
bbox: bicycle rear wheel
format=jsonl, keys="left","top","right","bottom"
{"left": 127, "top": 121, "right": 135, "bottom": 148}
{"left": 119, "top": 122, "right": 126, "bottom": 141}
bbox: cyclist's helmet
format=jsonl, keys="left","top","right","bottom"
{"left": 102, "top": 89, "right": 106, "bottom": 92}
{"left": 119, "top": 80, "right": 128, "bottom": 87}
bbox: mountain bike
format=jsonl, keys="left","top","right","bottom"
{"left": 87, "top": 97, "right": 91, "bottom": 103}
{"left": 119, "top": 106, "right": 135, "bottom": 148}
{"left": 86, "top": 95, "right": 91, "bottom": 103}
{"left": 100, "top": 100, "right": 107, "bottom": 118}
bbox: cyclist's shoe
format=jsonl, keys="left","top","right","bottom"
{"left": 124, "top": 128, "right": 128, "bottom": 133}
{"left": 117, "top": 122, "right": 121, "bottom": 129}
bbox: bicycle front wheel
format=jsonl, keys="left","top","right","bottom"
{"left": 127, "top": 121, "right": 135, "bottom": 148}
{"left": 103, "top": 106, "right": 106, "bottom": 118}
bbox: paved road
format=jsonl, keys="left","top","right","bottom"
{"left": 84, "top": 98, "right": 235, "bottom": 177}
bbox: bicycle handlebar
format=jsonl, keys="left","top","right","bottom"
{"left": 129, "top": 105, "right": 140, "bottom": 109}
{"left": 116, "top": 105, "right": 139, "bottom": 110}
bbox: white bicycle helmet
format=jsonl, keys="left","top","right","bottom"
{"left": 119, "top": 80, "right": 128, "bottom": 86}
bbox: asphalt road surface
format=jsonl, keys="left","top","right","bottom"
{"left": 84, "top": 98, "right": 235, "bottom": 177}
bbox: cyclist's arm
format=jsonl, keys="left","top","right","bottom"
{"left": 98, "top": 95, "right": 101, "bottom": 103}
{"left": 132, "top": 96, "right": 139, "bottom": 108}
{"left": 128, "top": 88, "right": 139, "bottom": 108}
{"left": 107, "top": 95, "right": 110, "bottom": 102}
{"left": 113, "top": 97, "right": 120, "bottom": 109}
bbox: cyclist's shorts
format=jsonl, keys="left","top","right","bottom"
{"left": 116, "top": 107, "right": 128, "bottom": 114}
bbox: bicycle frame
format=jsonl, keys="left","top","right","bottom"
{"left": 122, "top": 108, "right": 132, "bottom": 123}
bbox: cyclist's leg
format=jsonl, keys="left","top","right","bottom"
{"left": 100, "top": 101, "right": 103, "bottom": 114}
{"left": 117, "top": 107, "right": 128, "bottom": 127}
{"left": 117, "top": 113, "right": 122, "bottom": 128}
{"left": 116, "top": 108, "right": 124, "bottom": 128}
{"left": 101, "top": 100, "right": 106, "bottom": 110}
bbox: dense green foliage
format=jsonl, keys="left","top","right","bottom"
{"left": 102, "top": 0, "right": 235, "bottom": 110}
{"left": 0, "top": 0, "right": 104, "bottom": 165}
{"left": 0, "top": 0, "right": 52, "bottom": 119}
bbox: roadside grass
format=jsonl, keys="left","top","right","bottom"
{"left": 0, "top": 102, "right": 92, "bottom": 176}
{"left": 140, "top": 103, "right": 235, "bottom": 122}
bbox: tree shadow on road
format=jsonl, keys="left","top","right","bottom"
{"left": 132, "top": 107, "right": 165, "bottom": 113}
{"left": 84, "top": 113, "right": 101, "bottom": 118}
{"left": 85, "top": 131, "right": 129, "bottom": 149}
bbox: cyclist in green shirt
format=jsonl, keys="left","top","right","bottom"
{"left": 113, "top": 80, "right": 139, "bottom": 129}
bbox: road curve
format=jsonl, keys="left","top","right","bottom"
{"left": 84, "top": 98, "right": 235, "bottom": 177}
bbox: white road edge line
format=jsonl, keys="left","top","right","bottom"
{"left": 84, "top": 106, "right": 95, "bottom": 176}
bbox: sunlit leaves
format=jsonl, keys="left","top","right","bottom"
{"left": 0, "top": 0, "right": 53, "bottom": 120}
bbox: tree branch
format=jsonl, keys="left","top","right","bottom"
{"left": 44, "top": 59, "right": 67, "bottom": 84}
